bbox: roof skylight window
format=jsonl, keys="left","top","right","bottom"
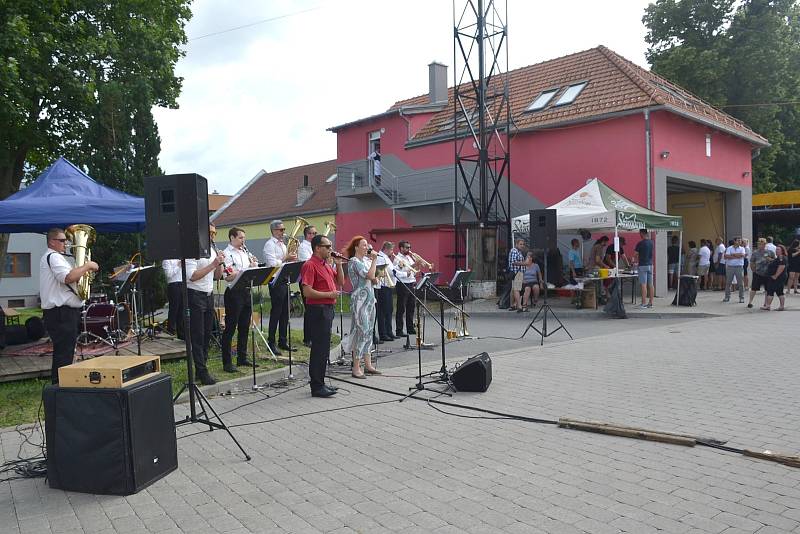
{"left": 526, "top": 89, "right": 559, "bottom": 111}
{"left": 554, "top": 82, "right": 587, "bottom": 106}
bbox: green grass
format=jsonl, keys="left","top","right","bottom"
{"left": 0, "top": 329, "right": 340, "bottom": 428}
{"left": 12, "top": 307, "right": 43, "bottom": 324}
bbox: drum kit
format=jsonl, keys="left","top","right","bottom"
{"left": 77, "top": 263, "right": 156, "bottom": 351}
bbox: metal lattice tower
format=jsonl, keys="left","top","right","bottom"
{"left": 453, "top": 0, "right": 511, "bottom": 282}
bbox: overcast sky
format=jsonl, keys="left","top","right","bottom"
{"left": 153, "top": 0, "right": 655, "bottom": 195}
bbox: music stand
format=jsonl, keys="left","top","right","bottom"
{"left": 448, "top": 270, "right": 474, "bottom": 339}
{"left": 270, "top": 261, "right": 304, "bottom": 380}
{"left": 521, "top": 249, "right": 572, "bottom": 345}
{"left": 127, "top": 264, "right": 157, "bottom": 355}
{"left": 229, "top": 266, "right": 276, "bottom": 390}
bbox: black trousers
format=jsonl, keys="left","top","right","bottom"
{"left": 268, "top": 281, "right": 289, "bottom": 346}
{"left": 43, "top": 306, "right": 80, "bottom": 384}
{"left": 305, "top": 304, "right": 333, "bottom": 392}
{"left": 188, "top": 289, "right": 213, "bottom": 375}
{"left": 395, "top": 282, "right": 416, "bottom": 333}
{"left": 222, "top": 288, "right": 252, "bottom": 365}
{"left": 375, "top": 287, "right": 393, "bottom": 337}
{"left": 167, "top": 281, "right": 184, "bottom": 338}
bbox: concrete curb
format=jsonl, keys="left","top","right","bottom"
{"left": 174, "top": 365, "right": 305, "bottom": 404}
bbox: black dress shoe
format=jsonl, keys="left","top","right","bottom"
{"left": 237, "top": 358, "right": 257, "bottom": 367}
{"left": 278, "top": 343, "right": 293, "bottom": 352}
{"left": 223, "top": 364, "right": 238, "bottom": 373}
{"left": 407, "top": 328, "right": 417, "bottom": 335}
{"left": 198, "top": 371, "right": 217, "bottom": 385}
{"left": 380, "top": 336, "right": 393, "bottom": 342}
{"left": 311, "top": 387, "right": 337, "bottom": 398}
{"left": 269, "top": 343, "right": 282, "bottom": 356}
{"left": 396, "top": 331, "right": 406, "bottom": 337}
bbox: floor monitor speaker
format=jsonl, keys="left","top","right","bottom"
{"left": 530, "top": 208, "right": 557, "bottom": 251}
{"left": 43, "top": 373, "right": 178, "bottom": 495}
{"left": 144, "top": 174, "right": 210, "bottom": 261}
{"left": 451, "top": 352, "right": 492, "bottom": 392}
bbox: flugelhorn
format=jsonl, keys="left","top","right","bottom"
{"left": 286, "top": 216, "right": 309, "bottom": 257}
{"left": 65, "top": 224, "right": 96, "bottom": 300}
{"left": 323, "top": 220, "right": 336, "bottom": 237}
{"left": 411, "top": 252, "right": 433, "bottom": 270}
{"left": 376, "top": 264, "right": 396, "bottom": 288}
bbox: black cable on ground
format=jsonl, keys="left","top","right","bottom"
{"left": 0, "top": 385, "right": 48, "bottom": 483}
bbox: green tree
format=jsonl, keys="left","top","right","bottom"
{"left": 0, "top": 0, "right": 191, "bottom": 275}
{"left": 643, "top": 0, "right": 800, "bottom": 193}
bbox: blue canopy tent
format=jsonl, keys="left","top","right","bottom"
{"left": 0, "top": 157, "right": 145, "bottom": 233}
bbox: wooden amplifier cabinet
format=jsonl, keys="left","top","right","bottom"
{"left": 58, "top": 355, "right": 161, "bottom": 388}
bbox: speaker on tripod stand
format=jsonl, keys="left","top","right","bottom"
{"left": 522, "top": 209, "right": 573, "bottom": 345}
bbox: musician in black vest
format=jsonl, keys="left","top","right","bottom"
{"left": 39, "top": 227, "right": 99, "bottom": 383}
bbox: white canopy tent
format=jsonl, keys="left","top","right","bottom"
{"left": 512, "top": 178, "right": 684, "bottom": 303}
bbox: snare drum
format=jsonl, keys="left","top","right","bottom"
{"left": 88, "top": 294, "right": 108, "bottom": 304}
{"left": 82, "top": 302, "right": 132, "bottom": 339}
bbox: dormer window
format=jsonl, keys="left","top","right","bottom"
{"left": 526, "top": 89, "right": 559, "bottom": 111}
{"left": 554, "top": 82, "right": 587, "bottom": 106}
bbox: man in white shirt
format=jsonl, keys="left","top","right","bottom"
{"left": 186, "top": 223, "right": 225, "bottom": 385}
{"left": 723, "top": 237, "right": 746, "bottom": 303}
{"left": 698, "top": 240, "right": 711, "bottom": 289}
{"left": 374, "top": 241, "right": 396, "bottom": 342}
{"left": 714, "top": 237, "right": 727, "bottom": 290}
{"left": 262, "top": 219, "right": 297, "bottom": 355}
{"left": 297, "top": 225, "right": 315, "bottom": 262}
{"left": 162, "top": 259, "right": 183, "bottom": 339}
{"left": 393, "top": 240, "right": 418, "bottom": 337}
{"left": 221, "top": 227, "right": 258, "bottom": 372}
{"left": 39, "top": 227, "right": 99, "bottom": 383}
{"left": 765, "top": 236, "right": 777, "bottom": 254}
{"left": 297, "top": 225, "right": 316, "bottom": 346}
{"left": 369, "top": 141, "right": 381, "bottom": 187}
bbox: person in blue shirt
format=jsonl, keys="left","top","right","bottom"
{"left": 633, "top": 228, "right": 654, "bottom": 309}
{"left": 567, "top": 239, "right": 584, "bottom": 279}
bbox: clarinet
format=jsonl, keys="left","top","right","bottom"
{"left": 212, "top": 241, "right": 234, "bottom": 276}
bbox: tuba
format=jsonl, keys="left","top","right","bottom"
{"left": 65, "top": 224, "right": 96, "bottom": 300}
{"left": 323, "top": 220, "right": 336, "bottom": 237}
{"left": 286, "top": 216, "right": 309, "bottom": 257}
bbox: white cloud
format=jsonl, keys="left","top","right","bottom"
{"left": 154, "top": 0, "right": 653, "bottom": 194}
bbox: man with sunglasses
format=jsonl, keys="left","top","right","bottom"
{"left": 299, "top": 235, "right": 345, "bottom": 397}
{"left": 263, "top": 219, "right": 297, "bottom": 355}
{"left": 39, "top": 227, "right": 99, "bottom": 383}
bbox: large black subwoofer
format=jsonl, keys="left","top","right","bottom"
{"left": 451, "top": 352, "right": 492, "bottom": 392}
{"left": 43, "top": 373, "right": 178, "bottom": 495}
{"left": 144, "top": 173, "right": 210, "bottom": 261}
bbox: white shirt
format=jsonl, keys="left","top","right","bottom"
{"left": 297, "top": 240, "right": 312, "bottom": 262}
{"left": 39, "top": 248, "right": 84, "bottom": 309}
{"left": 766, "top": 242, "right": 777, "bottom": 254}
{"left": 716, "top": 243, "right": 726, "bottom": 265}
{"left": 162, "top": 259, "right": 183, "bottom": 284}
{"left": 370, "top": 150, "right": 381, "bottom": 176}
{"left": 185, "top": 256, "right": 216, "bottom": 294}
{"left": 393, "top": 252, "right": 416, "bottom": 284}
{"left": 263, "top": 236, "right": 287, "bottom": 268}
{"left": 223, "top": 244, "right": 251, "bottom": 289}
{"left": 725, "top": 245, "right": 746, "bottom": 267}
{"left": 698, "top": 246, "right": 711, "bottom": 266}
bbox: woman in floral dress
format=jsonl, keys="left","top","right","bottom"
{"left": 343, "top": 236, "right": 381, "bottom": 378}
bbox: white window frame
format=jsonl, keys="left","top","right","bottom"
{"left": 554, "top": 81, "right": 588, "bottom": 106}
{"left": 705, "top": 134, "right": 712, "bottom": 158}
{"left": 526, "top": 88, "right": 559, "bottom": 112}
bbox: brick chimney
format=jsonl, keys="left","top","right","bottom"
{"left": 428, "top": 62, "right": 448, "bottom": 104}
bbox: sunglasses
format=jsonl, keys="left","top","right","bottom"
{"left": 319, "top": 244, "right": 332, "bottom": 249}
{"left": 55, "top": 238, "right": 68, "bottom": 243}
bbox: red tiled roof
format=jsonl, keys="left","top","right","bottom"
{"left": 389, "top": 46, "right": 768, "bottom": 147}
{"left": 211, "top": 160, "right": 337, "bottom": 226}
{"left": 208, "top": 194, "right": 231, "bottom": 212}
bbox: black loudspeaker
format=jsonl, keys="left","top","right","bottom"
{"left": 530, "top": 208, "right": 557, "bottom": 250}
{"left": 451, "top": 352, "right": 492, "bottom": 392}
{"left": 43, "top": 373, "right": 178, "bottom": 495}
{"left": 144, "top": 174, "right": 210, "bottom": 261}
{"left": 25, "top": 317, "right": 45, "bottom": 341}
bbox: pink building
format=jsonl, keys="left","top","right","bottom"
{"left": 329, "top": 46, "right": 768, "bottom": 295}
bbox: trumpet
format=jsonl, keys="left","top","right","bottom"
{"left": 395, "top": 256, "right": 418, "bottom": 275}
{"left": 411, "top": 252, "right": 433, "bottom": 270}
{"left": 323, "top": 220, "right": 336, "bottom": 237}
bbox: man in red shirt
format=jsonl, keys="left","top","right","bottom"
{"left": 300, "top": 235, "right": 345, "bottom": 397}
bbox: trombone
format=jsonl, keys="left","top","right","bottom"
{"left": 410, "top": 252, "right": 433, "bottom": 270}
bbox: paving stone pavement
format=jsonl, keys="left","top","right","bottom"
{"left": 2, "top": 311, "right": 799, "bottom": 533}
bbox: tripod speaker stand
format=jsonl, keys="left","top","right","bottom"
{"left": 521, "top": 249, "right": 573, "bottom": 345}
